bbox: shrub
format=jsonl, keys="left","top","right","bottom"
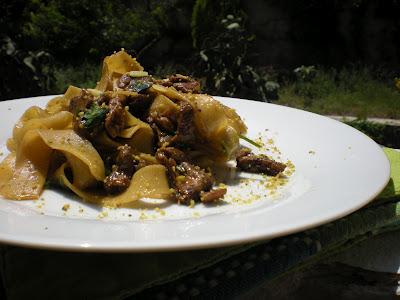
{"left": 52, "top": 62, "right": 100, "bottom": 94}
{"left": 193, "top": 6, "right": 276, "bottom": 101}
{"left": 22, "top": 0, "right": 161, "bottom": 60}
{"left": 346, "top": 119, "right": 400, "bottom": 148}
{"left": 0, "top": 36, "right": 55, "bottom": 100}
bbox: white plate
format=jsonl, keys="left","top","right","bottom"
{"left": 0, "top": 96, "right": 390, "bottom": 252}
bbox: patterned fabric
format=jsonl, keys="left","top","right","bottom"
{"left": 134, "top": 202, "right": 400, "bottom": 299}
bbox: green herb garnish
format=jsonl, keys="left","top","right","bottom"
{"left": 128, "top": 79, "right": 153, "bottom": 93}
{"left": 239, "top": 134, "right": 262, "bottom": 148}
{"left": 82, "top": 103, "right": 109, "bottom": 129}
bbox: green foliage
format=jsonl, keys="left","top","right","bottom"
{"left": 153, "top": 62, "right": 190, "bottom": 78}
{"left": 191, "top": 1, "right": 279, "bottom": 101}
{"left": 346, "top": 119, "right": 386, "bottom": 143}
{"left": 346, "top": 119, "right": 400, "bottom": 148}
{"left": 191, "top": 0, "right": 239, "bottom": 48}
{"left": 53, "top": 62, "right": 99, "bottom": 94}
{"left": 191, "top": 0, "right": 215, "bottom": 48}
{"left": 291, "top": 66, "right": 336, "bottom": 102}
{"left": 22, "top": 0, "right": 161, "bottom": 59}
{"left": 195, "top": 12, "right": 275, "bottom": 101}
{"left": 279, "top": 67, "right": 400, "bottom": 118}
{"left": 0, "top": 36, "right": 55, "bottom": 100}
{"left": 294, "top": 65, "right": 317, "bottom": 81}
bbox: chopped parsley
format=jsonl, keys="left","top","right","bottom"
{"left": 127, "top": 78, "right": 153, "bottom": 93}
{"left": 81, "top": 103, "right": 109, "bottom": 129}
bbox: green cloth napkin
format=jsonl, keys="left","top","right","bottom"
{"left": 0, "top": 148, "right": 399, "bottom": 300}
{"left": 378, "top": 148, "right": 400, "bottom": 200}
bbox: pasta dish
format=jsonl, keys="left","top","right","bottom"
{"left": 0, "top": 50, "right": 286, "bottom": 207}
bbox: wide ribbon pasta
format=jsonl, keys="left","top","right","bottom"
{"left": 54, "top": 163, "right": 171, "bottom": 207}
{"left": 187, "top": 94, "right": 247, "bottom": 160}
{"left": 119, "top": 111, "right": 154, "bottom": 154}
{"left": 96, "top": 51, "right": 144, "bottom": 92}
{"left": 149, "top": 94, "right": 180, "bottom": 117}
{"left": 0, "top": 129, "right": 104, "bottom": 200}
{"left": 10, "top": 108, "right": 73, "bottom": 151}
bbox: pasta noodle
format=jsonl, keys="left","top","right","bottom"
{"left": 54, "top": 163, "right": 171, "bottom": 207}
{"left": 96, "top": 50, "right": 143, "bottom": 92}
{"left": 120, "top": 111, "right": 153, "bottom": 154}
{"left": 0, "top": 129, "right": 103, "bottom": 199}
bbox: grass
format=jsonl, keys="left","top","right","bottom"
{"left": 278, "top": 67, "right": 400, "bottom": 119}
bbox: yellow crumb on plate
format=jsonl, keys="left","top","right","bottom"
{"left": 97, "top": 211, "right": 108, "bottom": 219}
{"left": 62, "top": 204, "right": 70, "bottom": 212}
{"left": 189, "top": 199, "right": 195, "bottom": 208}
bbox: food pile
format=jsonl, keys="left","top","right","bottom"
{"left": 0, "top": 50, "right": 286, "bottom": 206}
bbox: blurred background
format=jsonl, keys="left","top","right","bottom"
{"left": 1, "top": 0, "right": 400, "bottom": 125}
